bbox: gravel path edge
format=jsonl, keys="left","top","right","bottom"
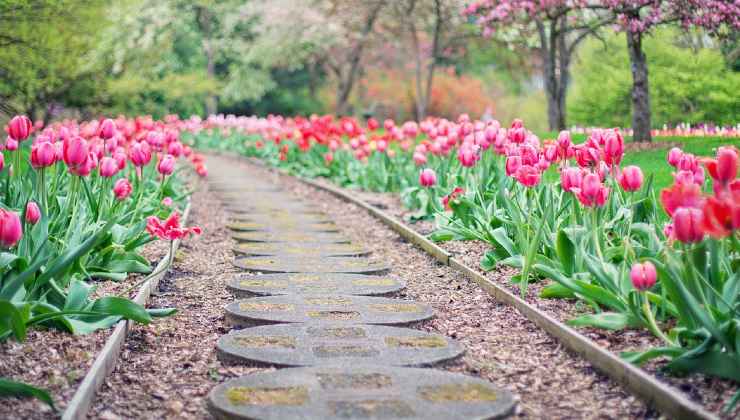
{"left": 61, "top": 200, "right": 193, "bottom": 420}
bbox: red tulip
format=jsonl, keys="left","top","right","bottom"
{"left": 701, "top": 194, "right": 739, "bottom": 239}
{"left": 98, "top": 118, "right": 116, "bottom": 140}
{"left": 30, "top": 141, "right": 56, "bottom": 168}
{"left": 514, "top": 165, "right": 541, "bottom": 188}
{"left": 0, "top": 209, "right": 22, "bottom": 248}
{"left": 419, "top": 168, "right": 437, "bottom": 187}
{"left": 6, "top": 115, "right": 32, "bottom": 141}
{"left": 146, "top": 211, "right": 201, "bottom": 241}
{"left": 618, "top": 165, "right": 644, "bottom": 192}
{"left": 25, "top": 202, "right": 40, "bottom": 224}
{"left": 367, "top": 118, "right": 379, "bottom": 131}
{"left": 630, "top": 261, "right": 657, "bottom": 291}
{"left": 99, "top": 156, "right": 118, "bottom": 178}
{"left": 113, "top": 178, "right": 132, "bottom": 200}
{"left": 442, "top": 187, "right": 464, "bottom": 210}
{"left": 703, "top": 146, "right": 738, "bottom": 186}
{"left": 673, "top": 207, "right": 704, "bottom": 243}
{"left": 157, "top": 154, "right": 175, "bottom": 176}
{"left": 195, "top": 164, "right": 208, "bottom": 177}
{"left": 660, "top": 182, "right": 703, "bottom": 217}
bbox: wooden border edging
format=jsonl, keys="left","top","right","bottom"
{"left": 288, "top": 171, "right": 716, "bottom": 420}
{"left": 61, "top": 201, "right": 192, "bottom": 420}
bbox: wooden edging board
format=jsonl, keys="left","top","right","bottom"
{"left": 262, "top": 165, "right": 717, "bottom": 420}
{"left": 61, "top": 200, "right": 192, "bottom": 420}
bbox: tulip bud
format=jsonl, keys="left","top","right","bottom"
{"left": 162, "top": 197, "right": 173, "bottom": 207}
{"left": 618, "top": 166, "right": 644, "bottom": 192}
{"left": 98, "top": 118, "right": 116, "bottom": 140}
{"left": 30, "top": 141, "right": 56, "bottom": 169}
{"left": 157, "top": 154, "right": 175, "bottom": 176}
{"left": 630, "top": 261, "right": 657, "bottom": 291}
{"left": 25, "top": 202, "right": 41, "bottom": 224}
{"left": 413, "top": 152, "right": 427, "bottom": 166}
{"left": 673, "top": 207, "right": 704, "bottom": 243}
{"left": 113, "top": 178, "right": 133, "bottom": 200}
{"left": 98, "top": 156, "right": 118, "bottom": 178}
{"left": 0, "top": 209, "right": 22, "bottom": 248}
{"left": 667, "top": 147, "right": 683, "bottom": 167}
{"left": 557, "top": 130, "right": 572, "bottom": 150}
{"left": 7, "top": 115, "right": 33, "bottom": 141}
{"left": 603, "top": 130, "right": 624, "bottom": 167}
{"left": 419, "top": 168, "right": 437, "bottom": 187}
{"left": 5, "top": 137, "right": 18, "bottom": 151}
{"left": 195, "top": 164, "right": 208, "bottom": 177}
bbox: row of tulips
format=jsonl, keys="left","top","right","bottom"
{"left": 0, "top": 114, "right": 207, "bottom": 339}
{"left": 1, "top": 114, "right": 205, "bottom": 408}
{"left": 190, "top": 113, "right": 739, "bottom": 412}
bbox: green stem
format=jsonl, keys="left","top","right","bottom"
{"left": 641, "top": 296, "right": 676, "bottom": 347}
{"left": 592, "top": 209, "right": 604, "bottom": 260}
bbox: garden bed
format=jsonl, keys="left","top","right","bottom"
{"left": 305, "top": 174, "right": 740, "bottom": 419}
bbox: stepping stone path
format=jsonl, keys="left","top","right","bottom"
{"left": 206, "top": 159, "right": 516, "bottom": 419}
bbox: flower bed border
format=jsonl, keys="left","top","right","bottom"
{"left": 61, "top": 200, "right": 192, "bottom": 420}
{"left": 240, "top": 156, "right": 717, "bottom": 420}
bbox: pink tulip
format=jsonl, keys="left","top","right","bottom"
{"left": 419, "top": 168, "right": 437, "bottom": 187}
{"left": 25, "top": 202, "right": 40, "bottom": 224}
{"left": 574, "top": 172, "right": 610, "bottom": 207}
{"left": 603, "top": 130, "right": 624, "bottom": 167}
{"left": 162, "top": 197, "right": 173, "bottom": 207}
{"left": 167, "top": 141, "right": 183, "bottom": 157}
{"left": 63, "top": 136, "right": 89, "bottom": 168}
{"left": 560, "top": 167, "right": 583, "bottom": 192}
{"left": 157, "top": 154, "right": 175, "bottom": 176}
{"left": 0, "top": 151, "right": 4, "bottom": 171}
{"left": 30, "top": 141, "right": 56, "bottom": 168}
{"left": 113, "top": 178, "right": 133, "bottom": 200}
{"left": 5, "top": 137, "right": 18, "bottom": 151}
{"left": 667, "top": 147, "right": 683, "bottom": 167}
{"left": 457, "top": 146, "right": 477, "bottom": 167}
{"left": 514, "top": 165, "right": 541, "bottom": 188}
{"left": 98, "top": 118, "right": 116, "bottom": 140}
{"left": 557, "top": 130, "right": 572, "bottom": 151}
{"left": 130, "top": 141, "right": 152, "bottom": 167}
{"left": 99, "top": 157, "right": 118, "bottom": 178}
{"left": 114, "top": 150, "right": 127, "bottom": 170}
{"left": 413, "top": 152, "right": 427, "bottom": 166}
{"left": 0, "top": 209, "right": 22, "bottom": 248}
{"left": 673, "top": 207, "right": 704, "bottom": 243}
{"left": 6, "top": 115, "right": 32, "bottom": 141}
{"left": 505, "top": 155, "right": 522, "bottom": 176}
{"left": 630, "top": 261, "right": 657, "bottom": 291}
{"left": 619, "top": 165, "right": 644, "bottom": 192}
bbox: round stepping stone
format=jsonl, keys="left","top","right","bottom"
{"left": 207, "top": 365, "right": 516, "bottom": 420}
{"left": 227, "top": 221, "right": 339, "bottom": 233}
{"left": 225, "top": 295, "right": 433, "bottom": 327}
{"left": 233, "top": 242, "right": 370, "bottom": 258}
{"left": 230, "top": 214, "right": 335, "bottom": 225}
{"left": 226, "top": 273, "right": 403, "bottom": 297}
{"left": 232, "top": 232, "right": 350, "bottom": 244}
{"left": 216, "top": 324, "right": 463, "bottom": 367}
{"left": 232, "top": 257, "right": 390, "bottom": 274}
{"left": 227, "top": 207, "right": 324, "bottom": 217}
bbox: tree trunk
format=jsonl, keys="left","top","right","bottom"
{"left": 197, "top": 6, "right": 218, "bottom": 116}
{"left": 626, "top": 30, "right": 652, "bottom": 142}
{"left": 538, "top": 21, "right": 567, "bottom": 131}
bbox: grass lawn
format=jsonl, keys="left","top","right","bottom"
{"left": 538, "top": 132, "right": 740, "bottom": 191}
